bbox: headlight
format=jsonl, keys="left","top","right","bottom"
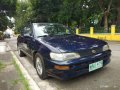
{"left": 50, "top": 52, "right": 80, "bottom": 61}
{"left": 103, "top": 44, "right": 109, "bottom": 51}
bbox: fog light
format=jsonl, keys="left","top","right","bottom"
{"left": 54, "top": 65, "right": 70, "bottom": 70}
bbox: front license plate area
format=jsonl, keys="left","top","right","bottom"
{"left": 89, "top": 60, "right": 103, "bottom": 72}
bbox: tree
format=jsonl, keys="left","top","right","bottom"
{"left": 15, "top": 0, "right": 33, "bottom": 32}
{"left": 117, "top": 0, "right": 120, "bottom": 25}
{"left": 16, "top": 0, "right": 118, "bottom": 33}
{"left": 30, "top": 0, "right": 62, "bottom": 22}
{"left": 0, "top": 13, "right": 8, "bottom": 31}
{"left": 0, "top": 0, "right": 16, "bottom": 31}
{"left": 98, "top": 0, "right": 114, "bottom": 32}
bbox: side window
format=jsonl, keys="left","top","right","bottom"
{"left": 23, "top": 26, "right": 32, "bottom": 36}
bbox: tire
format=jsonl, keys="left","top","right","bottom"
{"left": 35, "top": 53, "right": 48, "bottom": 80}
{"left": 18, "top": 48, "right": 26, "bottom": 57}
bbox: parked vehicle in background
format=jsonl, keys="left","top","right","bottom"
{"left": 17, "top": 23, "right": 111, "bottom": 80}
{"left": 3, "top": 33, "right": 10, "bottom": 38}
{"left": 3, "top": 26, "right": 14, "bottom": 38}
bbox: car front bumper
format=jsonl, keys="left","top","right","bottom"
{"left": 46, "top": 50, "right": 111, "bottom": 80}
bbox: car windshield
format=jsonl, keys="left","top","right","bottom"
{"left": 33, "top": 23, "right": 71, "bottom": 37}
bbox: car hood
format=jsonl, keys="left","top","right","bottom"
{"left": 38, "top": 35, "right": 107, "bottom": 53}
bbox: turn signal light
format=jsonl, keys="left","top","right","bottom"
{"left": 54, "top": 65, "right": 70, "bottom": 70}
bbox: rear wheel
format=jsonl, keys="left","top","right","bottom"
{"left": 35, "top": 53, "right": 48, "bottom": 80}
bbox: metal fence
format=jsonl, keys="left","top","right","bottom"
{"left": 77, "top": 25, "right": 120, "bottom": 41}
{"left": 79, "top": 26, "right": 120, "bottom": 34}
{"left": 116, "top": 26, "right": 120, "bottom": 33}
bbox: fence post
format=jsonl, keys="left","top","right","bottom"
{"left": 111, "top": 25, "right": 116, "bottom": 35}
{"left": 76, "top": 28, "right": 79, "bottom": 35}
{"left": 90, "top": 27, "right": 94, "bottom": 37}
{"left": 111, "top": 25, "right": 116, "bottom": 40}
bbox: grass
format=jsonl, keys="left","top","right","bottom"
{"left": 0, "top": 61, "right": 5, "bottom": 71}
{"left": 13, "top": 60, "right": 30, "bottom": 90}
{"left": 11, "top": 79, "right": 20, "bottom": 86}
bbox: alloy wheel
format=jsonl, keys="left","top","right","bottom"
{"left": 36, "top": 57, "right": 43, "bottom": 75}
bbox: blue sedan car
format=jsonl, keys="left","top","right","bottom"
{"left": 17, "top": 23, "right": 111, "bottom": 80}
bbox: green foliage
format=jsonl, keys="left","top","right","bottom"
{"left": 13, "top": 60, "right": 30, "bottom": 90}
{"left": 0, "top": 0, "right": 16, "bottom": 16}
{"left": 16, "top": 0, "right": 119, "bottom": 33}
{"left": 0, "top": 61, "right": 5, "bottom": 71}
{"left": 15, "top": 0, "right": 33, "bottom": 33}
{"left": 0, "top": 14, "right": 8, "bottom": 31}
{"left": 0, "top": 0, "right": 16, "bottom": 31}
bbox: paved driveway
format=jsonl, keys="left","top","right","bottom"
{"left": 6, "top": 37, "right": 120, "bottom": 90}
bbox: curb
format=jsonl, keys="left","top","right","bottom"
{"left": 8, "top": 45, "right": 40, "bottom": 90}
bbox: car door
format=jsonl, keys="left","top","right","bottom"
{"left": 22, "top": 25, "right": 33, "bottom": 56}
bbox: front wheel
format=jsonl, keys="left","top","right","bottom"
{"left": 35, "top": 53, "right": 48, "bottom": 80}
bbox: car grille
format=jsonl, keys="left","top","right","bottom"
{"left": 78, "top": 47, "right": 103, "bottom": 57}
{"left": 71, "top": 52, "right": 111, "bottom": 71}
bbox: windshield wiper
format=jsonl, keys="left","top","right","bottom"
{"left": 37, "top": 35, "right": 48, "bottom": 38}
{"left": 63, "top": 33, "right": 73, "bottom": 35}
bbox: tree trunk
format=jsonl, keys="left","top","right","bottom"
{"left": 117, "top": 8, "right": 120, "bottom": 25}
{"left": 103, "top": 0, "right": 112, "bottom": 32}
{"left": 104, "top": 12, "right": 108, "bottom": 32}
{"left": 117, "top": 0, "right": 120, "bottom": 25}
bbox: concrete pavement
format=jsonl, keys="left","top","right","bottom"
{"left": 6, "top": 37, "right": 120, "bottom": 90}
{"left": 0, "top": 41, "right": 25, "bottom": 90}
